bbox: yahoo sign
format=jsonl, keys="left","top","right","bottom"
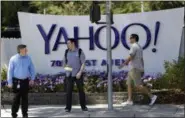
{"left": 37, "top": 21, "right": 160, "bottom": 54}
{"left": 18, "top": 8, "right": 184, "bottom": 74}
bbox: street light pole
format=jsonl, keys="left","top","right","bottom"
{"left": 43, "top": 1, "right": 46, "bottom": 15}
{"left": 44, "top": 9, "right": 46, "bottom": 15}
{"left": 141, "top": 1, "right": 144, "bottom": 12}
{"left": 106, "top": 0, "right": 113, "bottom": 110}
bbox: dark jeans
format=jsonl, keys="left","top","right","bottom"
{"left": 12, "top": 78, "right": 29, "bottom": 118}
{"left": 65, "top": 76, "right": 87, "bottom": 110}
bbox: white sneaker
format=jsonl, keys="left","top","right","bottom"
{"left": 149, "top": 95, "right": 157, "bottom": 106}
{"left": 121, "top": 100, "right": 133, "bottom": 106}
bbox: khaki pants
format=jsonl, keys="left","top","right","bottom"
{"left": 127, "top": 68, "right": 144, "bottom": 86}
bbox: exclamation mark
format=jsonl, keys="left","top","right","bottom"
{"left": 152, "top": 21, "right": 160, "bottom": 53}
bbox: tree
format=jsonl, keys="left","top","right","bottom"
{"left": 146, "top": 1, "right": 184, "bottom": 11}
{"left": 30, "top": 1, "right": 184, "bottom": 15}
{"left": 29, "top": 1, "right": 92, "bottom": 15}
{"left": 1, "top": 1, "right": 22, "bottom": 27}
{"left": 1, "top": 1, "right": 37, "bottom": 28}
{"left": 1, "top": 1, "right": 184, "bottom": 28}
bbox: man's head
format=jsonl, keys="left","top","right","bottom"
{"left": 129, "top": 34, "right": 139, "bottom": 44}
{"left": 67, "top": 38, "right": 76, "bottom": 50}
{"left": 17, "top": 44, "right": 27, "bottom": 56}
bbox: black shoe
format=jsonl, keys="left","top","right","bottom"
{"left": 12, "top": 114, "right": 17, "bottom": 118}
{"left": 23, "top": 115, "right": 28, "bottom": 118}
{"left": 82, "top": 107, "right": 88, "bottom": 111}
{"left": 65, "top": 108, "right": 71, "bottom": 112}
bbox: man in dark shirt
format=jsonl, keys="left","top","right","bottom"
{"left": 63, "top": 38, "right": 88, "bottom": 112}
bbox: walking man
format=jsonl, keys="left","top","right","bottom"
{"left": 63, "top": 38, "right": 88, "bottom": 112}
{"left": 119, "top": 34, "right": 157, "bottom": 106}
{"left": 7, "top": 44, "right": 35, "bottom": 118}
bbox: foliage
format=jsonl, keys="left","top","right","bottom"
{"left": 1, "top": 1, "right": 184, "bottom": 28}
{"left": 164, "top": 57, "right": 184, "bottom": 90}
{"left": 30, "top": 1, "right": 92, "bottom": 15}
{"left": 153, "top": 57, "right": 185, "bottom": 91}
{"left": 1, "top": 1, "right": 22, "bottom": 27}
{"left": 1, "top": 65, "right": 8, "bottom": 81}
{"left": 29, "top": 1, "right": 184, "bottom": 15}
{"left": 84, "top": 75, "right": 101, "bottom": 93}
{"left": 111, "top": 1, "right": 143, "bottom": 14}
{"left": 1, "top": 69, "right": 161, "bottom": 93}
{"left": 1, "top": 1, "right": 35, "bottom": 27}
{"left": 146, "top": 1, "right": 184, "bottom": 11}
{"left": 54, "top": 84, "right": 65, "bottom": 92}
{"left": 1, "top": 58, "right": 184, "bottom": 92}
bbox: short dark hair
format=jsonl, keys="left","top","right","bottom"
{"left": 67, "top": 38, "right": 76, "bottom": 44}
{"left": 17, "top": 44, "right": 26, "bottom": 53}
{"left": 130, "top": 34, "right": 139, "bottom": 42}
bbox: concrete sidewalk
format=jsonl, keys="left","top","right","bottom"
{"left": 1, "top": 104, "right": 184, "bottom": 117}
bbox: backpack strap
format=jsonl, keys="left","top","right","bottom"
{"left": 64, "top": 49, "right": 69, "bottom": 64}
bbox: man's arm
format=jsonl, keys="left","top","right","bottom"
{"left": 79, "top": 63, "right": 85, "bottom": 73}
{"left": 63, "top": 49, "right": 68, "bottom": 68}
{"left": 79, "top": 50, "right": 86, "bottom": 73}
{"left": 63, "top": 56, "right": 66, "bottom": 68}
{"left": 119, "top": 55, "right": 132, "bottom": 69}
{"left": 76, "top": 50, "right": 86, "bottom": 79}
{"left": 7, "top": 58, "right": 14, "bottom": 86}
{"left": 29, "top": 57, "right": 36, "bottom": 80}
{"left": 124, "top": 55, "right": 132, "bottom": 65}
{"left": 120, "top": 45, "right": 136, "bottom": 67}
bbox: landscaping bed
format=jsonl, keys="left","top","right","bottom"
{"left": 2, "top": 89, "right": 184, "bottom": 105}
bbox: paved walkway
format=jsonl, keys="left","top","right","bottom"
{"left": 1, "top": 104, "right": 184, "bottom": 117}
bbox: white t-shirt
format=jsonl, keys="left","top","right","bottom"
{"left": 129, "top": 43, "right": 144, "bottom": 71}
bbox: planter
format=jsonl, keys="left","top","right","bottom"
{"left": 1, "top": 90, "right": 184, "bottom": 105}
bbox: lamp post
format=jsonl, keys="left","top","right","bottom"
{"left": 141, "top": 1, "right": 144, "bottom": 12}
{"left": 106, "top": 0, "right": 113, "bottom": 110}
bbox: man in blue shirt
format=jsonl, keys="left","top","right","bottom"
{"left": 7, "top": 44, "right": 35, "bottom": 118}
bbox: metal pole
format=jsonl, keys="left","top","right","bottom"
{"left": 43, "top": 1, "right": 46, "bottom": 15}
{"left": 141, "top": 1, "right": 144, "bottom": 12}
{"left": 141, "top": 0, "right": 144, "bottom": 12}
{"left": 44, "top": 9, "right": 46, "bottom": 15}
{"left": 106, "top": 0, "right": 113, "bottom": 110}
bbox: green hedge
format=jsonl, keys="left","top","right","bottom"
{"left": 153, "top": 57, "right": 184, "bottom": 91}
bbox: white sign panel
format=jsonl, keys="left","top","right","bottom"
{"left": 18, "top": 8, "right": 184, "bottom": 74}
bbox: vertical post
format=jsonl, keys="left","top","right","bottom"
{"left": 141, "top": 1, "right": 144, "bottom": 12}
{"left": 106, "top": 0, "right": 113, "bottom": 110}
{"left": 44, "top": 9, "right": 46, "bottom": 15}
{"left": 179, "top": 26, "right": 184, "bottom": 58}
{"left": 43, "top": 1, "right": 46, "bottom": 15}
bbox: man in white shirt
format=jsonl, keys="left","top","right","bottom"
{"left": 119, "top": 34, "right": 157, "bottom": 106}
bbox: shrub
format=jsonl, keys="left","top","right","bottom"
{"left": 1, "top": 65, "right": 7, "bottom": 81}
{"left": 84, "top": 75, "right": 101, "bottom": 93}
{"left": 1, "top": 67, "right": 167, "bottom": 92}
{"left": 54, "top": 84, "right": 65, "bottom": 92}
{"left": 153, "top": 57, "right": 185, "bottom": 91}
